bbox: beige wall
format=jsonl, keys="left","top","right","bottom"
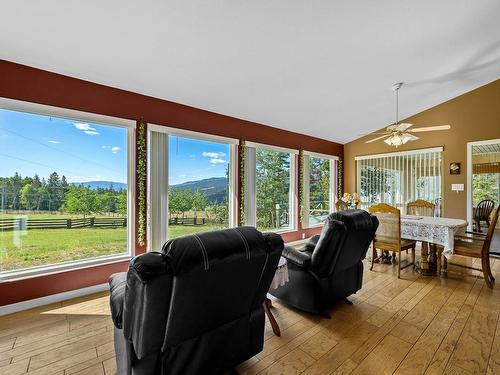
{"left": 344, "top": 79, "right": 500, "bottom": 220}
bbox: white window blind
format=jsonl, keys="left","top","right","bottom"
{"left": 356, "top": 147, "right": 443, "bottom": 214}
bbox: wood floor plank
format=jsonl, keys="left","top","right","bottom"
{"left": 0, "top": 357, "right": 29, "bottom": 375}
{"left": 447, "top": 307, "right": 498, "bottom": 374}
{"left": 424, "top": 280, "right": 483, "bottom": 375}
{"left": 301, "top": 322, "right": 379, "bottom": 375}
{"left": 351, "top": 334, "right": 412, "bottom": 375}
{"left": 259, "top": 348, "right": 315, "bottom": 375}
{"left": 300, "top": 331, "right": 338, "bottom": 360}
{"left": 102, "top": 356, "right": 117, "bottom": 375}
{"left": 394, "top": 275, "right": 476, "bottom": 375}
{"left": 486, "top": 318, "right": 500, "bottom": 375}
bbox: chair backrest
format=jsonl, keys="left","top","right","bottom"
{"left": 406, "top": 199, "right": 435, "bottom": 217}
{"left": 335, "top": 199, "right": 349, "bottom": 211}
{"left": 122, "top": 227, "right": 283, "bottom": 364}
{"left": 475, "top": 199, "right": 495, "bottom": 220}
{"left": 368, "top": 203, "right": 401, "bottom": 249}
{"left": 482, "top": 205, "right": 500, "bottom": 256}
{"left": 160, "top": 227, "right": 282, "bottom": 348}
{"left": 311, "top": 210, "right": 378, "bottom": 277}
{"left": 434, "top": 198, "right": 442, "bottom": 217}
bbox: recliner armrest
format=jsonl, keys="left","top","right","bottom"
{"left": 283, "top": 246, "right": 311, "bottom": 268}
{"left": 109, "top": 272, "right": 127, "bottom": 329}
{"left": 304, "top": 234, "right": 320, "bottom": 252}
{"left": 129, "top": 251, "right": 169, "bottom": 281}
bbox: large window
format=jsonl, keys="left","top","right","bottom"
{"left": 356, "top": 147, "right": 442, "bottom": 214}
{"left": 0, "top": 104, "right": 132, "bottom": 276}
{"left": 303, "top": 154, "right": 337, "bottom": 227}
{"left": 168, "top": 135, "right": 231, "bottom": 238}
{"left": 256, "top": 148, "right": 292, "bottom": 231}
{"left": 148, "top": 127, "right": 236, "bottom": 248}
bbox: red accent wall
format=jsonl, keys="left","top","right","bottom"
{"left": 0, "top": 59, "right": 343, "bottom": 307}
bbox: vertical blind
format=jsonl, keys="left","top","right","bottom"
{"left": 356, "top": 147, "right": 443, "bottom": 214}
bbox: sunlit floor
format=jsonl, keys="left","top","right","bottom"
{"left": 0, "top": 250, "right": 499, "bottom": 375}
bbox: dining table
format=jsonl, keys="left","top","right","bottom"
{"left": 400, "top": 215, "right": 468, "bottom": 275}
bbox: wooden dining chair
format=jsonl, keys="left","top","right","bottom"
{"left": 473, "top": 199, "right": 495, "bottom": 232}
{"left": 335, "top": 199, "right": 349, "bottom": 211}
{"left": 406, "top": 199, "right": 435, "bottom": 217}
{"left": 406, "top": 199, "right": 436, "bottom": 264}
{"left": 368, "top": 203, "right": 417, "bottom": 278}
{"left": 445, "top": 205, "right": 499, "bottom": 288}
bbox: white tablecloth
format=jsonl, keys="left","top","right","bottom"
{"left": 401, "top": 215, "right": 468, "bottom": 253}
{"left": 269, "top": 257, "right": 289, "bottom": 290}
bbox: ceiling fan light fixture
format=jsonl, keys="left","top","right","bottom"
{"left": 384, "top": 133, "right": 412, "bottom": 147}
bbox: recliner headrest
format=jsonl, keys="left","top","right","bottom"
{"left": 328, "top": 210, "right": 377, "bottom": 232}
{"left": 161, "top": 226, "right": 267, "bottom": 275}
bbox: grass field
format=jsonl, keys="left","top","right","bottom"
{"left": 0, "top": 227, "right": 128, "bottom": 272}
{"left": 0, "top": 211, "right": 226, "bottom": 272}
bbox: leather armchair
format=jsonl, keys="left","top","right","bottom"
{"left": 269, "top": 210, "right": 378, "bottom": 316}
{"left": 109, "top": 227, "right": 283, "bottom": 375}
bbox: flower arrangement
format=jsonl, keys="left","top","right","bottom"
{"left": 341, "top": 192, "right": 360, "bottom": 208}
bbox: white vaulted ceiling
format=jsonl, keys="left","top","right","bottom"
{"left": 1, "top": 1, "right": 499, "bottom": 143}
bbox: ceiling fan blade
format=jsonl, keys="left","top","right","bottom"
{"left": 366, "top": 134, "right": 390, "bottom": 143}
{"left": 358, "top": 132, "right": 389, "bottom": 136}
{"left": 408, "top": 125, "right": 451, "bottom": 133}
{"left": 405, "top": 133, "right": 419, "bottom": 141}
{"left": 396, "top": 123, "right": 413, "bottom": 131}
{"left": 387, "top": 123, "right": 412, "bottom": 132}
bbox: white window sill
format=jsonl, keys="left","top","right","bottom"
{"left": 0, "top": 254, "right": 132, "bottom": 282}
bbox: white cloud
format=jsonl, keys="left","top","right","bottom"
{"left": 48, "top": 140, "right": 60, "bottom": 144}
{"left": 74, "top": 123, "right": 94, "bottom": 131}
{"left": 74, "top": 122, "right": 100, "bottom": 136}
{"left": 209, "top": 158, "right": 227, "bottom": 164}
{"left": 102, "top": 145, "right": 120, "bottom": 153}
{"left": 202, "top": 151, "right": 226, "bottom": 159}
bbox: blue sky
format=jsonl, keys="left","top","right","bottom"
{"left": 169, "top": 136, "right": 229, "bottom": 185}
{"left": 0, "top": 108, "right": 127, "bottom": 183}
{"left": 0, "top": 108, "right": 229, "bottom": 186}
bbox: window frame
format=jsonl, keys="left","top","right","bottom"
{"left": 147, "top": 124, "right": 238, "bottom": 250}
{"left": 302, "top": 151, "right": 339, "bottom": 229}
{"left": 355, "top": 146, "right": 444, "bottom": 211}
{"left": 0, "top": 97, "right": 135, "bottom": 281}
{"left": 245, "top": 142, "right": 298, "bottom": 233}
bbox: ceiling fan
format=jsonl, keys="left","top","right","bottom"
{"left": 365, "top": 82, "right": 451, "bottom": 147}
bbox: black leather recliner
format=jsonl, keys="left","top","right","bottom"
{"left": 109, "top": 227, "right": 283, "bottom": 375}
{"left": 269, "top": 210, "right": 378, "bottom": 316}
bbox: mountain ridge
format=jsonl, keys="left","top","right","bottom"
{"left": 74, "top": 177, "right": 228, "bottom": 202}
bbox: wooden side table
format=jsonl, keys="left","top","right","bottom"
{"left": 263, "top": 257, "right": 288, "bottom": 336}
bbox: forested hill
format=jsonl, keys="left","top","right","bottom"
{"left": 72, "top": 181, "right": 127, "bottom": 191}
{"left": 171, "top": 177, "right": 228, "bottom": 203}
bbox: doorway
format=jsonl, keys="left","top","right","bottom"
{"left": 467, "top": 139, "right": 500, "bottom": 255}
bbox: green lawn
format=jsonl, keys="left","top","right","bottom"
{"left": 0, "top": 223, "right": 226, "bottom": 272}
{"left": 168, "top": 224, "right": 223, "bottom": 239}
{"left": 0, "top": 227, "right": 128, "bottom": 272}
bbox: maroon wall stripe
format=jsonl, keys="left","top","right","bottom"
{"left": 0, "top": 60, "right": 343, "bottom": 155}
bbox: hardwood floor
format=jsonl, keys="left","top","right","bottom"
{"left": 1, "top": 254, "right": 499, "bottom": 375}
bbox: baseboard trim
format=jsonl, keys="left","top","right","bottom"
{"left": 0, "top": 283, "right": 109, "bottom": 316}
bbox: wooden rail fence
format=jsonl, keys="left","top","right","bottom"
{"left": 0, "top": 217, "right": 127, "bottom": 231}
